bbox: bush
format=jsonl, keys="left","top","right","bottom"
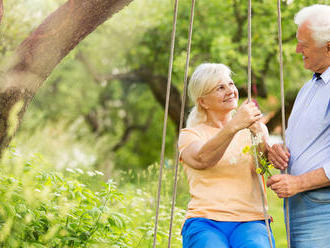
{"left": 0, "top": 147, "right": 133, "bottom": 247}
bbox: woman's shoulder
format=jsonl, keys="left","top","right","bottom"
{"left": 180, "top": 123, "right": 219, "bottom": 139}
{"left": 180, "top": 125, "right": 203, "bottom": 137}
{"left": 178, "top": 125, "right": 205, "bottom": 152}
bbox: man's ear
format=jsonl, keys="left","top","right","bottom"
{"left": 327, "top": 42, "right": 330, "bottom": 55}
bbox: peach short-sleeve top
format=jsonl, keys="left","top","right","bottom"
{"left": 178, "top": 123, "right": 267, "bottom": 222}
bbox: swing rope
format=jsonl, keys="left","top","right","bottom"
{"left": 247, "top": 0, "right": 274, "bottom": 247}
{"left": 152, "top": 0, "right": 180, "bottom": 246}
{"left": 167, "top": 0, "right": 196, "bottom": 247}
{"left": 276, "top": 0, "right": 291, "bottom": 247}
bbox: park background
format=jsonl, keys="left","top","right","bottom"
{"left": 0, "top": 0, "right": 328, "bottom": 247}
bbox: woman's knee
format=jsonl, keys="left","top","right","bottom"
{"left": 182, "top": 218, "right": 229, "bottom": 248}
{"left": 238, "top": 237, "right": 274, "bottom": 248}
{"left": 183, "top": 230, "right": 229, "bottom": 248}
{"left": 230, "top": 221, "right": 275, "bottom": 248}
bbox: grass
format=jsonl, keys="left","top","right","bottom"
{"left": 267, "top": 187, "right": 288, "bottom": 248}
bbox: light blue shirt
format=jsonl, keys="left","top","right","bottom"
{"left": 286, "top": 66, "right": 330, "bottom": 179}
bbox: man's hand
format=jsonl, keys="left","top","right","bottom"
{"left": 267, "top": 174, "right": 301, "bottom": 198}
{"left": 267, "top": 144, "right": 290, "bottom": 170}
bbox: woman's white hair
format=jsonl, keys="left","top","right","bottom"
{"left": 186, "top": 63, "right": 232, "bottom": 128}
{"left": 294, "top": 4, "right": 330, "bottom": 47}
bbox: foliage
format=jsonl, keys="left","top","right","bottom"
{"left": 117, "top": 162, "right": 188, "bottom": 248}
{"left": 128, "top": 0, "right": 312, "bottom": 93}
{"left": 0, "top": 146, "right": 189, "bottom": 247}
{"left": 0, "top": 147, "right": 133, "bottom": 247}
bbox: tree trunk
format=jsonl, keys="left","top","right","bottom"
{"left": 0, "top": 0, "right": 134, "bottom": 155}
{"left": 0, "top": 0, "right": 3, "bottom": 24}
{"left": 136, "top": 69, "right": 187, "bottom": 131}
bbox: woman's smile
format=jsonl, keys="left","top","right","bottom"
{"left": 223, "top": 95, "right": 236, "bottom": 102}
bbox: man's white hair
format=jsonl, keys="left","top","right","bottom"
{"left": 294, "top": 4, "right": 330, "bottom": 47}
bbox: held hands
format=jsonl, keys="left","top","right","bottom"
{"left": 230, "top": 99, "right": 262, "bottom": 132}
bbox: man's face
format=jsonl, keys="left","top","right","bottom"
{"left": 296, "top": 22, "right": 330, "bottom": 73}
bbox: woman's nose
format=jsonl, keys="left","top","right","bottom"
{"left": 226, "top": 86, "right": 234, "bottom": 94}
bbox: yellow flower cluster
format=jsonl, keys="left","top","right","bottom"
{"left": 242, "top": 145, "right": 273, "bottom": 177}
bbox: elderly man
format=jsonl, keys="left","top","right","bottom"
{"left": 266, "top": 4, "right": 330, "bottom": 248}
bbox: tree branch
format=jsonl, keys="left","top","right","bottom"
{"left": 111, "top": 107, "right": 154, "bottom": 151}
{"left": 84, "top": 110, "right": 100, "bottom": 133}
{"left": 232, "top": 0, "right": 247, "bottom": 45}
{"left": 0, "top": 0, "right": 3, "bottom": 24}
{"left": 76, "top": 57, "right": 187, "bottom": 130}
{"left": 76, "top": 51, "right": 141, "bottom": 85}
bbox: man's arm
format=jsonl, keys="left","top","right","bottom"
{"left": 267, "top": 167, "right": 330, "bottom": 198}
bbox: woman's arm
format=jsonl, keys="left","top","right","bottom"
{"left": 181, "top": 101, "right": 262, "bottom": 170}
{"left": 181, "top": 124, "right": 237, "bottom": 169}
{"left": 249, "top": 122, "right": 269, "bottom": 154}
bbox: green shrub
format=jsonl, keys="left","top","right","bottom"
{"left": 0, "top": 147, "right": 133, "bottom": 247}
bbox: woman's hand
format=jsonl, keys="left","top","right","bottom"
{"left": 249, "top": 122, "right": 263, "bottom": 136}
{"left": 229, "top": 100, "right": 262, "bottom": 132}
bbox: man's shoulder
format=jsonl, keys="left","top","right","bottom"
{"left": 296, "top": 79, "right": 313, "bottom": 98}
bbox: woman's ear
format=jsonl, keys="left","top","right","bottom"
{"left": 198, "top": 97, "right": 208, "bottom": 110}
{"left": 327, "top": 42, "right": 330, "bottom": 56}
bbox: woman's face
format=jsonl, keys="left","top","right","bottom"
{"left": 199, "top": 78, "right": 238, "bottom": 113}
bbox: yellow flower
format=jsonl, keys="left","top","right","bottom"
{"left": 242, "top": 146, "right": 250, "bottom": 154}
{"left": 268, "top": 163, "right": 274, "bottom": 169}
{"left": 256, "top": 168, "right": 262, "bottom": 174}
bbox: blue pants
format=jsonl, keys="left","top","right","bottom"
{"left": 181, "top": 217, "right": 275, "bottom": 248}
{"left": 288, "top": 187, "right": 330, "bottom": 248}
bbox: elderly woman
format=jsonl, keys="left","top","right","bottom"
{"left": 178, "top": 63, "right": 275, "bottom": 248}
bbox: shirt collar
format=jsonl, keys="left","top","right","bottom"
{"left": 313, "top": 66, "right": 330, "bottom": 84}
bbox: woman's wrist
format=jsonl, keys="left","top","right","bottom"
{"left": 226, "top": 120, "right": 240, "bottom": 134}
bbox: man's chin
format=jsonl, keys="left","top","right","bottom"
{"left": 303, "top": 63, "right": 313, "bottom": 72}
{"left": 303, "top": 62, "right": 319, "bottom": 72}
